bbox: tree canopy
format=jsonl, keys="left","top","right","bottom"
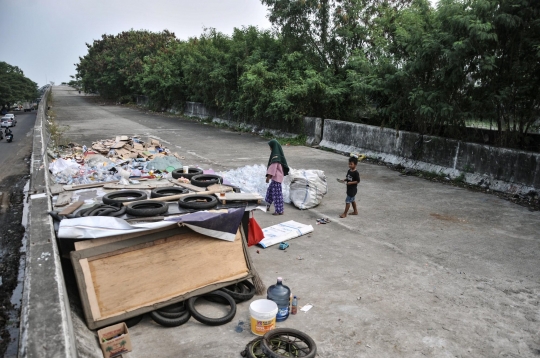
{"left": 73, "top": 0, "right": 540, "bottom": 150}
{"left": 0, "top": 62, "right": 39, "bottom": 109}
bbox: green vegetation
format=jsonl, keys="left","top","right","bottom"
{"left": 73, "top": 0, "right": 540, "bottom": 150}
{"left": 0, "top": 61, "right": 39, "bottom": 111}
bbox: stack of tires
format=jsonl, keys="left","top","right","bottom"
{"left": 148, "top": 279, "right": 255, "bottom": 328}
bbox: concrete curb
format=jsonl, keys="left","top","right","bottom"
{"left": 18, "top": 90, "right": 78, "bottom": 357}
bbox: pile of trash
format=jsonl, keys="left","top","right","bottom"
{"left": 48, "top": 136, "right": 184, "bottom": 185}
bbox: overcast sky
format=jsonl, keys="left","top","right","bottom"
{"left": 0, "top": 0, "right": 271, "bottom": 87}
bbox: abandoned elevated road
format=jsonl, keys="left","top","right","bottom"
{"left": 44, "top": 86, "right": 540, "bottom": 357}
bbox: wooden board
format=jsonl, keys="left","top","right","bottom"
{"left": 55, "top": 191, "right": 73, "bottom": 207}
{"left": 71, "top": 226, "right": 252, "bottom": 329}
{"left": 175, "top": 182, "right": 206, "bottom": 192}
{"left": 58, "top": 201, "right": 84, "bottom": 215}
{"left": 215, "top": 192, "right": 263, "bottom": 205}
{"left": 63, "top": 181, "right": 119, "bottom": 191}
{"left": 103, "top": 183, "right": 170, "bottom": 190}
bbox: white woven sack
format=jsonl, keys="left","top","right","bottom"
{"left": 287, "top": 169, "right": 328, "bottom": 209}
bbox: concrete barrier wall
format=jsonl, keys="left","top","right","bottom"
{"left": 320, "top": 119, "right": 540, "bottom": 193}
{"left": 19, "top": 90, "right": 77, "bottom": 357}
{"left": 303, "top": 117, "right": 322, "bottom": 146}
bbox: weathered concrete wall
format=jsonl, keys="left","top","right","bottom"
{"left": 320, "top": 119, "right": 540, "bottom": 194}
{"left": 303, "top": 117, "right": 322, "bottom": 146}
{"left": 184, "top": 101, "right": 217, "bottom": 119}
{"left": 19, "top": 89, "right": 77, "bottom": 357}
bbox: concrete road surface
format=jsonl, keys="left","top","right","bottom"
{"left": 52, "top": 86, "right": 540, "bottom": 358}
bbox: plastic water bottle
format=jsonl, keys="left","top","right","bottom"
{"left": 267, "top": 277, "right": 291, "bottom": 322}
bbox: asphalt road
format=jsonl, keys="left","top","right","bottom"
{"left": 0, "top": 110, "right": 35, "bottom": 357}
{"left": 0, "top": 111, "right": 36, "bottom": 182}
{"left": 51, "top": 86, "right": 540, "bottom": 358}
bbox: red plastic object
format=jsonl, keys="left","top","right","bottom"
{"left": 248, "top": 217, "right": 264, "bottom": 247}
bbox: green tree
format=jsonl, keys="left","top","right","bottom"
{"left": 0, "top": 62, "right": 38, "bottom": 110}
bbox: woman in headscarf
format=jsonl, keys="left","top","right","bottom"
{"left": 265, "top": 139, "right": 290, "bottom": 215}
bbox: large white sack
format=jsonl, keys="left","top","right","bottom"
{"left": 286, "top": 169, "right": 328, "bottom": 209}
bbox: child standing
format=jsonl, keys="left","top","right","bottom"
{"left": 339, "top": 156, "right": 360, "bottom": 218}
{"left": 265, "top": 139, "right": 290, "bottom": 215}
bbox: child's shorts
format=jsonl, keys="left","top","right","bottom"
{"left": 345, "top": 195, "right": 356, "bottom": 203}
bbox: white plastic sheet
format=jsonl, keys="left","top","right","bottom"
{"left": 57, "top": 217, "right": 177, "bottom": 239}
{"left": 258, "top": 220, "right": 314, "bottom": 248}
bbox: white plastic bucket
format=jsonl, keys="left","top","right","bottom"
{"left": 183, "top": 165, "right": 189, "bottom": 174}
{"left": 249, "top": 299, "right": 278, "bottom": 336}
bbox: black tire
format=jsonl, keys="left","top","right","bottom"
{"left": 171, "top": 167, "right": 203, "bottom": 179}
{"left": 102, "top": 190, "right": 148, "bottom": 205}
{"left": 210, "top": 280, "right": 255, "bottom": 303}
{"left": 222, "top": 280, "right": 255, "bottom": 303}
{"left": 155, "top": 310, "right": 187, "bottom": 319}
{"left": 206, "top": 284, "right": 246, "bottom": 304}
{"left": 126, "top": 201, "right": 168, "bottom": 217}
{"left": 261, "top": 328, "right": 317, "bottom": 358}
{"left": 187, "top": 291, "right": 236, "bottom": 326}
{"left": 177, "top": 194, "right": 218, "bottom": 210}
{"left": 190, "top": 174, "right": 222, "bottom": 188}
{"left": 124, "top": 314, "right": 144, "bottom": 328}
{"left": 109, "top": 205, "right": 127, "bottom": 217}
{"left": 241, "top": 337, "right": 264, "bottom": 358}
{"left": 149, "top": 310, "right": 191, "bottom": 328}
{"left": 151, "top": 187, "right": 189, "bottom": 198}
{"left": 158, "top": 302, "right": 187, "bottom": 314}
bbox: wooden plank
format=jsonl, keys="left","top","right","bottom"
{"left": 55, "top": 191, "right": 73, "bottom": 207}
{"left": 58, "top": 201, "right": 84, "bottom": 215}
{"left": 50, "top": 184, "right": 64, "bottom": 195}
{"left": 207, "top": 184, "right": 234, "bottom": 192}
{"left": 215, "top": 193, "right": 263, "bottom": 202}
{"left": 85, "top": 229, "right": 248, "bottom": 319}
{"left": 80, "top": 258, "right": 102, "bottom": 320}
{"left": 103, "top": 183, "right": 170, "bottom": 190}
{"left": 175, "top": 182, "right": 206, "bottom": 192}
{"left": 63, "top": 181, "right": 119, "bottom": 191}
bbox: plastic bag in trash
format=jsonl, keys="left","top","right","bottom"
{"left": 49, "top": 158, "right": 81, "bottom": 175}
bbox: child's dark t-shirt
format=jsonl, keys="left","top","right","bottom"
{"left": 346, "top": 169, "right": 360, "bottom": 197}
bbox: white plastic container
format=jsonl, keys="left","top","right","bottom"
{"left": 183, "top": 165, "right": 189, "bottom": 174}
{"left": 249, "top": 299, "right": 278, "bottom": 336}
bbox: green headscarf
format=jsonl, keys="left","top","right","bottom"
{"left": 267, "top": 139, "right": 290, "bottom": 176}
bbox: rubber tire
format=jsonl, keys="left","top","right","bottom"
{"left": 177, "top": 194, "right": 218, "bottom": 210}
{"left": 187, "top": 291, "right": 237, "bottom": 326}
{"left": 155, "top": 310, "right": 187, "bottom": 319}
{"left": 158, "top": 302, "right": 187, "bottom": 314}
{"left": 126, "top": 201, "right": 168, "bottom": 217}
{"left": 171, "top": 167, "right": 203, "bottom": 179}
{"left": 190, "top": 174, "right": 222, "bottom": 188}
{"left": 102, "top": 190, "right": 148, "bottom": 205}
{"left": 221, "top": 280, "right": 256, "bottom": 303}
{"left": 261, "top": 328, "right": 317, "bottom": 358}
{"left": 149, "top": 310, "right": 191, "bottom": 328}
{"left": 109, "top": 205, "right": 127, "bottom": 217}
{"left": 151, "top": 187, "right": 188, "bottom": 198}
{"left": 206, "top": 285, "right": 246, "bottom": 304}
{"left": 124, "top": 314, "right": 144, "bottom": 328}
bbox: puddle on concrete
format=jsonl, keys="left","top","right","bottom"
{"left": 4, "top": 180, "right": 29, "bottom": 357}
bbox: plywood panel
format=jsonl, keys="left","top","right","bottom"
{"left": 87, "top": 230, "right": 248, "bottom": 319}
